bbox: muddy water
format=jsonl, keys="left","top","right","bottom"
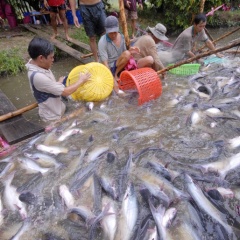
{"left": 0, "top": 27, "right": 240, "bottom": 239}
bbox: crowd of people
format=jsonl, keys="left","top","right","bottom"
{"left": 26, "top": 0, "right": 223, "bottom": 122}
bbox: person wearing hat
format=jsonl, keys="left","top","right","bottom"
{"left": 158, "top": 13, "right": 223, "bottom": 66}
{"left": 98, "top": 15, "right": 140, "bottom": 92}
{"left": 131, "top": 23, "right": 167, "bottom": 72}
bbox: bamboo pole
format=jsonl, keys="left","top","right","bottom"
{"left": 198, "top": 26, "right": 240, "bottom": 51}
{"left": 157, "top": 38, "right": 240, "bottom": 74}
{"left": 52, "top": 107, "right": 85, "bottom": 126}
{"left": 225, "top": 50, "right": 240, "bottom": 54}
{"left": 118, "top": 0, "right": 130, "bottom": 49}
{"left": 0, "top": 103, "right": 38, "bottom": 122}
{"left": 204, "top": 27, "right": 214, "bottom": 42}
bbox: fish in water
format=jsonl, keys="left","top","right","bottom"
{"left": 36, "top": 144, "right": 68, "bottom": 155}
{"left": 101, "top": 196, "right": 117, "bottom": 240}
{"left": 57, "top": 128, "right": 83, "bottom": 142}
{"left": 59, "top": 184, "right": 75, "bottom": 208}
{"left": 148, "top": 200, "right": 167, "bottom": 240}
{"left": 24, "top": 152, "right": 63, "bottom": 169}
{"left": 18, "top": 156, "right": 50, "bottom": 174}
{"left": 115, "top": 182, "right": 138, "bottom": 240}
{"left": 19, "top": 191, "right": 36, "bottom": 205}
{"left": 2, "top": 171, "right": 27, "bottom": 219}
{"left": 198, "top": 152, "right": 240, "bottom": 179}
{"left": 85, "top": 146, "right": 109, "bottom": 162}
{"left": 227, "top": 136, "right": 240, "bottom": 149}
{"left": 86, "top": 102, "right": 94, "bottom": 111}
{"left": 10, "top": 217, "right": 31, "bottom": 240}
{"left": 184, "top": 174, "right": 234, "bottom": 236}
{"left": 0, "top": 195, "right": 3, "bottom": 226}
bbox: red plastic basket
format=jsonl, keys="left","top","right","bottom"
{"left": 118, "top": 68, "right": 162, "bottom": 105}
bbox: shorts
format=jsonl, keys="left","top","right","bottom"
{"left": 110, "top": 61, "right": 117, "bottom": 76}
{"left": 124, "top": 9, "right": 138, "bottom": 20}
{"left": 80, "top": 2, "right": 106, "bottom": 37}
{"left": 48, "top": 4, "right": 66, "bottom": 13}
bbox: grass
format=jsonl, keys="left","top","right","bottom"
{"left": 0, "top": 48, "right": 25, "bottom": 76}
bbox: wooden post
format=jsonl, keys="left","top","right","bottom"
{"left": 118, "top": 0, "right": 130, "bottom": 49}
{"left": 157, "top": 38, "right": 240, "bottom": 74}
{"left": 199, "top": 0, "right": 206, "bottom": 13}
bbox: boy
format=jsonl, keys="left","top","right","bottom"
{"left": 26, "top": 37, "right": 90, "bottom": 122}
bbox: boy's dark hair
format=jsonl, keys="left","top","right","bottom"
{"left": 28, "top": 37, "right": 54, "bottom": 60}
{"left": 194, "top": 13, "right": 207, "bottom": 24}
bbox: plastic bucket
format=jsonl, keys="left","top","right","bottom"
{"left": 66, "top": 10, "right": 83, "bottom": 25}
{"left": 76, "top": 9, "right": 83, "bottom": 23}
{"left": 23, "top": 12, "right": 31, "bottom": 24}
{"left": 66, "top": 10, "right": 73, "bottom": 25}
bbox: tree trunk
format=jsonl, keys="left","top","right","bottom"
{"left": 199, "top": 0, "right": 206, "bottom": 13}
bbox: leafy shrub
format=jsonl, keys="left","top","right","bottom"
{"left": 0, "top": 48, "right": 25, "bottom": 76}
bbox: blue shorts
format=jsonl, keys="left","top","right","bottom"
{"left": 110, "top": 61, "right": 117, "bottom": 76}
{"left": 62, "top": 76, "right": 67, "bottom": 86}
{"left": 48, "top": 4, "right": 66, "bottom": 13}
{"left": 80, "top": 2, "right": 106, "bottom": 37}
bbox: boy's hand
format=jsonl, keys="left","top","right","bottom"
{"left": 79, "top": 72, "right": 91, "bottom": 84}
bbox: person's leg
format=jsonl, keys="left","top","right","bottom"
{"left": 56, "top": 13, "right": 62, "bottom": 25}
{"left": 80, "top": 3, "right": 103, "bottom": 62}
{"left": 58, "top": 7, "right": 72, "bottom": 41}
{"left": 88, "top": 36, "right": 98, "bottom": 62}
{"left": 130, "top": 11, "right": 138, "bottom": 38}
{"left": 112, "top": 50, "right": 131, "bottom": 92}
{"left": 131, "top": 19, "right": 136, "bottom": 38}
{"left": 49, "top": 11, "right": 58, "bottom": 39}
{"left": 115, "top": 50, "right": 131, "bottom": 78}
{"left": 137, "top": 56, "right": 154, "bottom": 68}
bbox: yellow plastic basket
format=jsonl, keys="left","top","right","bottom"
{"left": 168, "top": 63, "right": 201, "bottom": 75}
{"left": 66, "top": 62, "right": 114, "bottom": 102}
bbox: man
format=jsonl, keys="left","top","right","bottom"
{"left": 43, "top": 0, "right": 71, "bottom": 40}
{"left": 124, "top": 0, "right": 143, "bottom": 38}
{"left": 26, "top": 37, "right": 91, "bottom": 122}
{"left": 132, "top": 23, "right": 167, "bottom": 72}
{"left": 69, "top": 0, "right": 106, "bottom": 62}
{"left": 98, "top": 16, "right": 139, "bottom": 92}
{"left": 158, "top": 13, "right": 223, "bottom": 66}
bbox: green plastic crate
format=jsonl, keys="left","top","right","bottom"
{"left": 168, "top": 63, "right": 201, "bottom": 75}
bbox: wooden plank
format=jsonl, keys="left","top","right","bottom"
{"left": 1, "top": 119, "right": 44, "bottom": 145}
{"left": 0, "top": 33, "right": 24, "bottom": 38}
{"left": 29, "top": 24, "right": 92, "bottom": 52}
{"left": 0, "top": 90, "right": 44, "bottom": 145}
{"left": 21, "top": 24, "right": 92, "bottom": 63}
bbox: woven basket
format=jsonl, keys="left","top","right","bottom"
{"left": 119, "top": 68, "right": 162, "bottom": 105}
{"left": 168, "top": 63, "right": 201, "bottom": 75}
{"left": 66, "top": 63, "right": 114, "bottom": 102}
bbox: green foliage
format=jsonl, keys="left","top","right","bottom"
{"left": 0, "top": 48, "right": 25, "bottom": 76}
{"left": 142, "top": 0, "right": 225, "bottom": 32}
{"left": 71, "top": 27, "right": 89, "bottom": 45}
{"left": 207, "top": 10, "right": 240, "bottom": 27}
